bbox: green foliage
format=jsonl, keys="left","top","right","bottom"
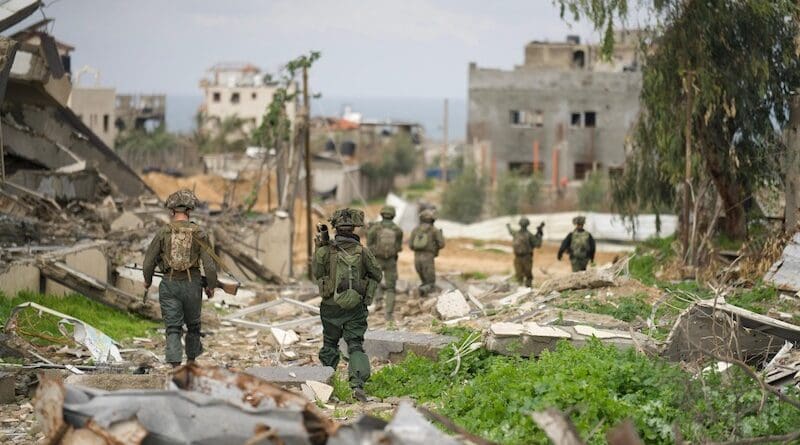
{"left": 493, "top": 173, "right": 542, "bottom": 216}
{"left": 461, "top": 271, "right": 489, "bottom": 281}
{"left": 441, "top": 165, "right": 486, "bottom": 223}
{"left": 559, "top": 0, "right": 800, "bottom": 240}
{"left": 115, "top": 124, "right": 178, "bottom": 152}
{"left": 330, "top": 372, "right": 355, "bottom": 403}
{"left": 193, "top": 113, "right": 249, "bottom": 154}
{"left": 405, "top": 178, "right": 435, "bottom": 192}
{"left": 361, "top": 133, "right": 418, "bottom": 179}
{"left": 726, "top": 283, "right": 779, "bottom": 315}
{"left": 578, "top": 171, "right": 610, "bottom": 212}
{"left": 628, "top": 236, "right": 676, "bottom": 285}
{"left": 0, "top": 291, "right": 158, "bottom": 345}
{"left": 368, "top": 338, "right": 800, "bottom": 444}
{"left": 557, "top": 293, "right": 651, "bottom": 323}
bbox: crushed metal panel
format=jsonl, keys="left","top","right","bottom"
{"left": 0, "top": 0, "right": 40, "bottom": 32}
{"left": 764, "top": 233, "right": 800, "bottom": 291}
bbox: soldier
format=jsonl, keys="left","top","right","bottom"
{"left": 143, "top": 189, "right": 217, "bottom": 368}
{"left": 409, "top": 209, "right": 445, "bottom": 296}
{"left": 313, "top": 208, "right": 382, "bottom": 401}
{"left": 506, "top": 217, "right": 543, "bottom": 287}
{"left": 557, "top": 216, "right": 596, "bottom": 272}
{"left": 366, "top": 206, "right": 403, "bottom": 323}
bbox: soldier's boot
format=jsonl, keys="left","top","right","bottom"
{"left": 185, "top": 323, "right": 203, "bottom": 362}
{"left": 353, "top": 387, "right": 368, "bottom": 402}
{"left": 165, "top": 326, "right": 184, "bottom": 365}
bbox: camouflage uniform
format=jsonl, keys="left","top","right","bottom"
{"left": 313, "top": 208, "right": 382, "bottom": 390}
{"left": 143, "top": 189, "right": 217, "bottom": 365}
{"left": 366, "top": 206, "right": 403, "bottom": 321}
{"left": 409, "top": 209, "right": 445, "bottom": 296}
{"left": 558, "top": 216, "right": 596, "bottom": 272}
{"left": 507, "top": 217, "right": 543, "bottom": 287}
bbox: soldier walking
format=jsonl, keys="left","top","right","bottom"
{"left": 409, "top": 209, "right": 445, "bottom": 296}
{"left": 557, "top": 216, "right": 596, "bottom": 272}
{"left": 366, "top": 206, "right": 403, "bottom": 324}
{"left": 313, "top": 208, "right": 382, "bottom": 401}
{"left": 143, "top": 189, "right": 217, "bottom": 368}
{"left": 507, "top": 217, "right": 543, "bottom": 287}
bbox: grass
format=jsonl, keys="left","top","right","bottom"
{"left": 366, "top": 339, "right": 800, "bottom": 445}
{"left": 0, "top": 291, "right": 158, "bottom": 346}
{"left": 330, "top": 372, "right": 355, "bottom": 403}
{"left": 556, "top": 293, "right": 652, "bottom": 323}
{"left": 405, "top": 179, "right": 436, "bottom": 191}
{"left": 461, "top": 271, "right": 489, "bottom": 280}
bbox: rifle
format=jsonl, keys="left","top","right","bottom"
{"left": 537, "top": 221, "right": 545, "bottom": 235}
{"left": 125, "top": 265, "right": 240, "bottom": 302}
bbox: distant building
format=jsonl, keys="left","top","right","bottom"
{"left": 67, "top": 66, "right": 117, "bottom": 148}
{"left": 199, "top": 63, "right": 296, "bottom": 137}
{"left": 115, "top": 94, "right": 166, "bottom": 133}
{"left": 467, "top": 32, "right": 643, "bottom": 185}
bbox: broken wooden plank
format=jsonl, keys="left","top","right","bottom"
{"left": 531, "top": 408, "right": 585, "bottom": 445}
{"left": 38, "top": 261, "right": 161, "bottom": 320}
{"left": 213, "top": 227, "right": 284, "bottom": 285}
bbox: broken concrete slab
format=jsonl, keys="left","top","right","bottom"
{"left": 485, "top": 322, "right": 654, "bottom": 358}
{"left": 662, "top": 299, "right": 800, "bottom": 365}
{"left": 435, "top": 290, "right": 471, "bottom": 320}
{"left": 384, "top": 402, "right": 461, "bottom": 445}
{"left": 44, "top": 246, "right": 109, "bottom": 297}
{"left": 63, "top": 374, "right": 166, "bottom": 391}
{"left": 0, "top": 372, "right": 15, "bottom": 404}
{"left": 356, "top": 330, "right": 456, "bottom": 362}
{"left": 496, "top": 286, "right": 533, "bottom": 306}
{"left": 0, "top": 262, "right": 39, "bottom": 296}
{"left": 303, "top": 380, "right": 334, "bottom": 404}
{"left": 765, "top": 232, "right": 800, "bottom": 292}
{"left": 109, "top": 211, "right": 143, "bottom": 231}
{"left": 538, "top": 268, "right": 615, "bottom": 294}
{"left": 271, "top": 327, "right": 300, "bottom": 347}
{"left": 244, "top": 366, "right": 335, "bottom": 387}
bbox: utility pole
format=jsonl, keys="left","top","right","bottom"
{"left": 682, "top": 71, "right": 695, "bottom": 262}
{"left": 303, "top": 66, "right": 313, "bottom": 278}
{"left": 441, "top": 98, "right": 449, "bottom": 183}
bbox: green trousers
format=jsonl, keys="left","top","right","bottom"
{"left": 514, "top": 254, "right": 533, "bottom": 287}
{"left": 571, "top": 257, "right": 590, "bottom": 272}
{"left": 374, "top": 256, "right": 398, "bottom": 319}
{"left": 414, "top": 251, "right": 437, "bottom": 296}
{"left": 318, "top": 302, "right": 370, "bottom": 389}
{"left": 158, "top": 277, "right": 203, "bottom": 363}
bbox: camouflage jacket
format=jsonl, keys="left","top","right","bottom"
{"left": 142, "top": 221, "right": 218, "bottom": 288}
{"left": 313, "top": 234, "right": 383, "bottom": 302}
{"left": 409, "top": 222, "right": 445, "bottom": 255}
{"left": 508, "top": 227, "right": 543, "bottom": 256}
{"left": 366, "top": 220, "right": 404, "bottom": 258}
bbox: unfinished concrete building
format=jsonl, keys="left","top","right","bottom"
{"left": 467, "top": 32, "right": 642, "bottom": 185}
{"left": 199, "top": 63, "right": 296, "bottom": 137}
{"left": 114, "top": 93, "right": 166, "bottom": 133}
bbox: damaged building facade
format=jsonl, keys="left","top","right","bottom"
{"left": 467, "top": 32, "right": 642, "bottom": 184}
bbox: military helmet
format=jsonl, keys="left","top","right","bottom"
{"left": 380, "top": 205, "right": 396, "bottom": 219}
{"left": 519, "top": 217, "right": 530, "bottom": 227}
{"left": 329, "top": 208, "right": 365, "bottom": 228}
{"left": 573, "top": 216, "right": 586, "bottom": 225}
{"left": 419, "top": 209, "right": 436, "bottom": 223}
{"left": 165, "top": 189, "right": 198, "bottom": 211}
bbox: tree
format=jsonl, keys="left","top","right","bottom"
{"left": 558, "top": 0, "right": 800, "bottom": 240}
{"left": 441, "top": 165, "right": 486, "bottom": 223}
{"left": 578, "top": 171, "right": 610, "bottom": 212}
{"left": 493, "top": 172, "right": 543, "bottom": 216}
{"left": 191, "top": 112, "right": 248, "bottom": 154}
{"left": 115, "top": 123, "right": 177, "bottom": 152}
{"left": 360, "top": 133, "right": 418, "bottom": 180}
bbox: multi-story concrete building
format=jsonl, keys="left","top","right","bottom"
{"left": 199, "top": 63, "right": 296, "bottom": 137}
{"left": 67, "top": 67, "right": 117, "bottom": 148}
{"left": 115, "top": 94, "right": 166, "bottom": 133}
{"left": 467, "top": 32, "right": 642, "bottom": 185}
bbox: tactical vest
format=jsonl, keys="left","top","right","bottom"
{"left": 570, "top": 231, "right": 591, "bottom": 259}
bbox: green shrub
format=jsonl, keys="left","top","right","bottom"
{"left": 493, "top": 173, "right": 542, "bottom": 216}
{"left": 441, "top": 165, "right": 486, "bottom": 223}
{"left": 578, "top": 171, "right": 610, "bottom": 211}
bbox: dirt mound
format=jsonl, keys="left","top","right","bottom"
{"left": 142, "top": 172, "right": 278, "bottom": 212}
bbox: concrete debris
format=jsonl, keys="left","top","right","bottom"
{"left": 384, "top": 402, "right": 461, "bottom": 445}
{"left": 302, "top": 380, "right": 334, "bottom": 404}
{"left": 486, "top": 322, "right": 654, "bottom": 358}
{"left": 662, "top": 299, "right": 800, "bottom": 365}
{"left": 109, "top": 211, "right": 143, "bottom": 231}
{"left": 357, "top": 330, "right": 456, "bottom": 362}
{"left": 63, "top": 374, "right": 167, "bottom": 391}
{"left": 244, "top": 365, "right": 335, "bottom": 387}
{"left": 435, "top": 290, "right": 471, "bottom": 320}
{"left": 764, "top": 232, "right": 800, "bottom": 292}
{"left": 497, "top": 286, "right": 533, "bottom": 306}
{"left": 0, "top": 372, "right": 15, "bottom": 404}
{"left": 539, "top": 268, "right": 616, "bottom": 294}
{"left": 4, "top": 301, "right": 122, "bottom": 364}
{"left": 271, "top": 327, "right": 300, "bottom": 346}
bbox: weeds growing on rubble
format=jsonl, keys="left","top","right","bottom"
{"left": 0, "top": 291, "right": 158, "bottom": 344}
{"left": 330, "top": 372, "right": 355, "bottom": 403}
{"left": 367, "top": 339, "right": 800, "bottom": 444}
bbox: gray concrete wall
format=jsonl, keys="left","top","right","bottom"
{"left": 467, "top": 64, "right": 641, "bottom": 182}
{"left": 0, "top": 263, "right": 40, "bottom": 296}
{"left": 45, "top": 248, "right": 109, "bottom": 296}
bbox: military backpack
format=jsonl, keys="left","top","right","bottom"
{"left": 411, "top": 228, "right": 431, "bottom": 251}
{"left": 328, "top": 243, "right": 367, "bottom": 309}
{"left": 374, "top": 225, "right": 399, "bottom": 259}
{"left": 512, "top": 230, "right": 532, "bottom": 255}
{"left": 163, "top": 224, "right": 198, "bottom": 271}
{"left": 570, "top": 231, "right": 591, "bottom": 259}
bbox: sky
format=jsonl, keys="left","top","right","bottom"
{"left": 12, "top": 0, "right": 604, "bottom": 99}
